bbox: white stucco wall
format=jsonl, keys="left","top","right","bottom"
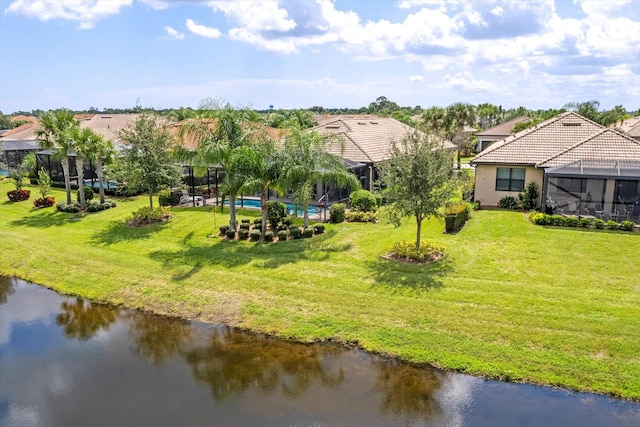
{"left": 473, "top": 165, "right": 544, "bottom": 208}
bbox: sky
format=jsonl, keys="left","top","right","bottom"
{"left": 1, "top": 0, "right": 639, "bottom": 114}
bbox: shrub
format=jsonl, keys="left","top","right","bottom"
{"left": 594, "top": 218, "right": 605, "bottom": 229}
{"left": 444, "top": 202, "right": 471, "bottom": 233}
{"left": 56, "top": 202, "right": 81, "bottom": 213}
{"left": 225, "top": 229, "right": 237, "bottom": 239}
{"left": 606, "top": 220, "right": 619, "bottom": 230}
{"left": 374, "top": 193, "right": 383, "bottom": 207}
{"left": 529, "top": 212, "right": 548, "bottom": 225}
{"left": 238, "top": 229, "right": 250, "bottom": 240}
{"left": 33, "top": 196, "right": 56, "bottom": 209}
{"left": 219, "top": 225, "right": 230, "bottom": 235}
{"left": 77, "top": 186, "right": 94, "bottom": 203}
{"left": 277, "top": 230, "right": 288, "bottom": 241}
{"left": 564, "top": 216, "right": 579, "bottom": 227}
{"left": 239, "top": 222, "right": 251, "bottom": 230}
{"left": 550, "top": 214, "right": 565, "bottom": 226}
{"left": 283, "top": 218, "right": 293, "bottom": 226}
{"left": 267, "top": 201, "right": 287, "bottom": 229}
{"left": 7, "top": 189, "right": 30, "bottom": 202}
{"left": 250, "top": 229, "right": 262, "bottom": 241}
{"left": 86, "top": 201, "right": 104, "bottom": 212}
{"left": 390, "top": 241, "right": 445, "bottom": 263}
{"left": 277, "top": 224, "right": 289, "bottom": 231}
{"left": 128, "top": 206, "right": 170, "bottom": 226}
{"left": 302, "top": 228, "right": 314, "bottom": 238}
{"left": 498, "top": 196, "right": 519, "bottom": 210}
{"left": 103, "top": 199, "right": 117, "bottom": 208}
{"left": 329, "top": 203, "right": 346, "bottom": 223}
{"left": 579, "top": 218, "right": 591, "bottom": 228}
{"left": 346, "top": 211, "right": 378, "bottom": 222}
{"left": 37, "top": 168, "right": 52, "bottom": 200}
{"left": 518, "top": 181, "right": 539, "bottom": 211}
{"left": 349, "top": 189, "right": 377, "bottom": 212}
{"left": 264, "top": 231, "right": 275, "bottom": 242}
{"left": 241, "top": 218, "right": 250, "bottom": 224}
{"left": 313, "top": 224, "right": 325, "bottom": 234}
{"left": 289, "top": 227, "right": 302, "bottom": 239}
{"left": 253, "top": 218, "right": 262, "bottom": 225}
{"left": 620, "top": 220, "right": 635, "bottom": 231}
{"left": 158, "top": 190, "right": 173, "bottom": 207}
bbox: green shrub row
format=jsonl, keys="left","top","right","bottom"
{"left": 346, "top": 210, "right": 378, "bottom": 222}
{"left": 444, "top": 202, "right": 471, "bottom": 233}
{"left": 86, "top": 200, "right": 117, "bottom": 212}
{"left": 219, "top": 223, "right": 324, "bottom": 241}
{"left": 529, "top": 212, "right": 637, "bottom": 231}
{"left": 56, "top": 202, "right": 82, "bottom": 213}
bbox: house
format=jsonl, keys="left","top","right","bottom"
{"left": 470, "top": 112, "right": 640, "bottom": 219}
{"left": 474, "top": 116, "right": 530, "bottom": 152}
{"left": 312, "top": 115, "right": 455, "bottom": 192}
{"left": 614, "top": 116, "right": 640, "bottom": 142}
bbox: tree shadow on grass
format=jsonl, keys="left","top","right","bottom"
{"left": 148, "top": 229, "right": 352, "bottom": 280}
{"left": 9, "top": 210, "right": 82, "bottom": 227}
{"left": 367, "top": 256, "right": 451, "bottom": 293}
{"left": 91, "top": 219, "right": 170, "bottom": 245}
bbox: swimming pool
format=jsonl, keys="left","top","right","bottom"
{"left": 224, "top": 198, "right": 321, "bottom": 216}
{"left": 83, "top": 179, "right": 119, "bottom": 190}
{"left": 0, "top": 170, "right": 9, "bottom": 178}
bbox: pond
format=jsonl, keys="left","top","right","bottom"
{"left": 1, "top": 277, "right": 638, "bottom": 427}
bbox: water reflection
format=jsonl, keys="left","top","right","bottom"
{"left": 1, "top": 277, "right": 639, "bottom": 427}
{"left": 55, "top": 298, "right": 117, "bottom": 340}
{"left": 183, "top": 329, "right": 345, "bottom": 401}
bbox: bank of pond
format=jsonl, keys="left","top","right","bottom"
{"left": 1, "top": 277, "right": 638, "bottom": 427}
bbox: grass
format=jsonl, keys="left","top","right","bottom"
{"left": 2, "top": 178, "right": 640, "bottom": 400}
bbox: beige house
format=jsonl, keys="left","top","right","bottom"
{"left": 614, "top": 116, "right": 640, "bottom": 142}
{"left": 470, "top": 112, "right": 640, "bottom": 220}
{"left": 474, "top": 116, "right": 530, "bottom": 152}
{"left": 312, "top": 115, "right": 455, "bottom": 191}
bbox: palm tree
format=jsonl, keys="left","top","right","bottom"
{"left": 444, "top": 103, "right": 476, "bottom": 169}
{"left": 281, "top": 126, "right": 361, "bottom": 229}
{"left": 175, "top": 100, "right": 257, "bottom": 231}
{"left": 84, "top": 130, "right": 115, "bottom": 203}
{"left": 36, "top": 110, "right": 80, "bottom": 204}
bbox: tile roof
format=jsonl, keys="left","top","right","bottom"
{"left": 170, "top": 118, "right": 285, "bottom": 150}
{"left": 79, "top": 114, "right": 142, "bottom": 141}
{"left": 0, "top": 122, "right": 40, "bottom": 140}
{"left": 474, "top": 116, "right": 530, "bottom": 137}
{"left": 614, "top": 116, "right": 640, "bottom": 138}
{"left": 311, "top": 115, "right": 455, "bottom": 163}
{"left": 470, "top": 112, "right": 605, "bottom": 166}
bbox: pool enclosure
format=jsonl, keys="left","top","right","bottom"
{"left": 543, "top": 159, "right": 640, "bottom": 222}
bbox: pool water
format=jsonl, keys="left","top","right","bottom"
{"left": 224, "top": 198, "right": 320, "bottom": 216}
{"left": 0, "top": 170, "right": 9, "bottom": 177}
{"left": 83, "top": 179, "right": 118, "bottom": 190}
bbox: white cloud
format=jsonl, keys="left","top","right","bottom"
{"left": 442, "top": 71, "right": 500, "bottom": 93}
{"left": 138, "top": 0, "right": 171, "bottom": 10}
{"left": 186, "top": 19, "right": 221, "bottom": 39}
{"left": 164, "top": 26, "right": 184, "bottom": 40}
{"left": 5, "top": 0, "right": 132, "bottom": 29}
{"left": 409, "top": 75, "right": 424, "bottom": 83}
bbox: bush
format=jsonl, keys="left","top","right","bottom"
{"left": 444, "top": 203, "right": 471, "bottom": 233}
{"left": 33, "top": 196, "right": 56, "bottom": 209}
{"left": 579, "top": 217, "right": 591, "bottom": 228}
{"left": 374, "top": 193, "right": 383, "bottom": 208}
{"left": 7, "top": 189, "right": 30, "bottom": 202}
{"left": 498, "top": 196, "right": 519, "bottom": 210}
{"left": 219, "top": 225, "right": 230, "bottom": 235}
{"left": 86, "top": 201, "right": 104, "bottom": 212}
{"left": 313, "top": 224, "right": 325, "bottom": 234}
{"left": 550, "top": 214, "right": 565, "bottom": 226}
{"left": 302, "top": 228, "right": 314, "bottom": 238}
{"left": 620, "top": 220, "right": 635, "bottom": 231}
{"left": 283, "top": 218, "right": 293, "bottom": 226}
{"left": 564, "top": 216, "right": 579, "bottom": 227}
{"left": 329, "top": 203, "right": 346, "bottom": 223}
{"left": 77, "top": 186, "right": 94, "bottom": 203}
{"left": 128, "top": 206, "right": 170, "bottom": 226}
{"left": 250, "top": 229, "right": 262, "bottom": 241}
{"left": 253, "top": 218, "right": 262, "bottom": 225}
{"left": 103, "top": 199, "right": 117, "bottom": 208}
{"left": 158, "top": 190, "right": 172, "bottom": 206}
{"left": 264, "top": 231, "right": 275, "bottom": 242}
{"left": 267, "top": 201, "right": 287, "bottom": 229}
{"left": 225, "top": 229, "right": 236, "bottom": 239}
{"left": 277, "top": 224, "right": 289, "bottom": 231}
{"left": 277, "top": 230, "right": 288, "bottom": 241}
{"left": 289, "top": 227, "right": 302, "bottom": 239}
{"left": 529, "top": 212, "right": 549, "bottom": 225}
{"left": 346, "top": 211, "right": 378, "bottom": 222}
{"left": 238, "top": 229, "right": 250, "bottom": 240}
{"left": 349, "top": 189, "right": 377, "bottom": 212}
{"left": 239, "top": 222, "right": 251, "bottom": 230}
{"left": 518, "top": 181, "right": 539, "bottom": 211}
{"left": 606, "top": 220, "right": 619, "bottom": 230}
{"left": 390, "top": 241, "right": 445, "bottom": 263}
{"left": 56, "top": 202, "right": 81, "bottom": 213}
{"left": 594, "top": 218, "right": 605, "bottom": 229}
{"left": 241, "top": 218, "right": 250, "bottom": 224}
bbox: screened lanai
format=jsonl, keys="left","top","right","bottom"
{"left": 543, "top": 159, "right": 640, "bottom": 222}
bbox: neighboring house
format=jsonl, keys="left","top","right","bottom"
{"left": 614, "top": 116, "right": 640, "bottom": 142}
{"left": 470, "top": 112, "right": 640, "bottom": 219}
{"left": 474, "top": 116, "right": 530, "bottom": 152}
{"left": 312, "top": 115, "right": 455, "bottom": 193}
{"left": 0, "top": 122, "right": 41, "bottom": 172}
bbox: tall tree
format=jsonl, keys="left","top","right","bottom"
{"left": 118, "top": 114, "right": 183, "bottom": 209}
{"left": 444, "top": 103, "right": 476, "bottom": 169}
{"left": 281, "top": 126, "right": 360, "bottom": 228}
{"left": 377, "top": 130, "right": 457, "bottom": 250}
{"left": 36, "top": 109, "right": 79, "bottom": 204}
{"left": 72, "top": 127, "right": 103, "bottom": 210}
{"left": 175, "top": 99, "right": 257, "bottom": 230}
{"left": 85, "top": 131, "right": 116, "bottom": 203}
{"left": 563, "top": 100, "right": 601, "bottom": 122}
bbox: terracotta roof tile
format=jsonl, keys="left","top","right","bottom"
{"left": 475, "top": 116, "right": 530, "bottom": 137}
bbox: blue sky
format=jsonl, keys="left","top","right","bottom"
{"left": 1, "top": 0, "right": 639, "bottom": 113}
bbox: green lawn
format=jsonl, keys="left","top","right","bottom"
{"left": 1, "top": 179, "right": 639, "bottom": 400}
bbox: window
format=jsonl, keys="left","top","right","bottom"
{"left": 496, "top": 167, "right": 525, "bottom": 191}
